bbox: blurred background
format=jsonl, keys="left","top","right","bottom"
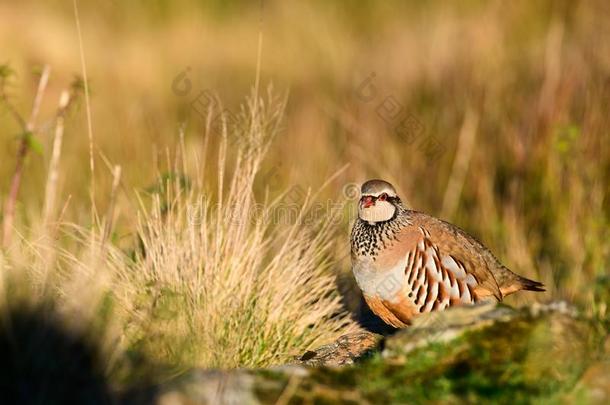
{"left": 0, "top": 0, "right": 608, "bottom": 342}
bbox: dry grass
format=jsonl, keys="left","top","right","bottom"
{"left": 126, "top": 92, "right": 356, "bottom": 368}
{"left": 0, "top": 90, "right": 357, "bottom": 381}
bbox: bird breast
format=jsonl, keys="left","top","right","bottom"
{"left": 352, "top": 255, "right": 408, "bottom": 302}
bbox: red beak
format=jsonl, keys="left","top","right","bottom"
{"left": 361, "top": 195, "right": 374, "bottom": 208}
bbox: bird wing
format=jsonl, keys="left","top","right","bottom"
{"left": 407, "top": 210, "right": 503, "bottom": 301}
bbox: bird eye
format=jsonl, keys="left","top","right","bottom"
{"left": 378, "top": 193, "right": 388, "bottom": 201}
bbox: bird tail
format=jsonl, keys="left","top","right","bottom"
{"left": 499, "top": 273, "right": 545, "bottom": 297}
{"left": 516, "top": 275, "right": 546, "bottom": 292}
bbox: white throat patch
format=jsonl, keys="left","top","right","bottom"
{"left": 359, "top": 200, "right": 396, "bottom": 223}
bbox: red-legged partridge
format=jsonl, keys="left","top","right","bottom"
{"left": 351, "top": 179, "right": 544, "bottom": 328}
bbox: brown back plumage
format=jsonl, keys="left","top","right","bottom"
{"left": 408, "top": 211, "right": 544, "bottom": 299}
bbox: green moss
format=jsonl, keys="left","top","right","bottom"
{"left": 248, "top": 308, "right": 603, "bottom": 404}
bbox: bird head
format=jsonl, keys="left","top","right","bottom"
{"left": 358, "top": 179, "right": 401, "bottom": 223}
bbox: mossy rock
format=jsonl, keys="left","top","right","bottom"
{"left": 154, "top": 302, "right": 605, "bottom": 404}
{"left": 375, "top": 302, "right": 597, "bottom": 403}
